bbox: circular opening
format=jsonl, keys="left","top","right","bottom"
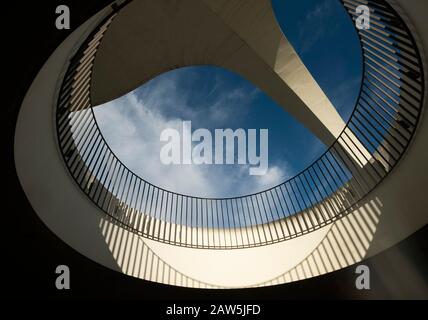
{"left": 56, "top": 0, "right": 423, "bottom": 247}
{"left": 93, "top": 0, "right": 362, "bottom": 198}
{"left": 94, "top": 66, "right": 323, "bottom": 198}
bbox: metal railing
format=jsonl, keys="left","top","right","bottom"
{"left": 55, "top": 0, "right": 424, "bottom": 249}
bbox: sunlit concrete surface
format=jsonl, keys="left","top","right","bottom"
{"left": 91, "top": 0, "right": 369, "bottom": 163}
{"left": 98, "top": 198, "right": 381, "bottom": 287}
{"left": 99, "top": 216, "right": 330, "bottom": 288}
{"left": 14, "top": 0, "right": 428, "bottom": 288}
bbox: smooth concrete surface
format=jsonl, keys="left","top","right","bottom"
{"left": 203, "top": 0, "right": 348, "bottom": 139}
{"left": 14, "top": 0, "right": 428, "bottom": 288}
{"left": 92, "top": 0, "right": 347, "bottom": 147}
{"left": 14, "top": 4, "right": 123, "bottom": 275}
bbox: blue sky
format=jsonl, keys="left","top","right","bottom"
{"left": 93, "top": 0, "right": 362, "bottom": 198}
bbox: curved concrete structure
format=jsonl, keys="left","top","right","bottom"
{"left": 92, "top": 0, "right": 358, "bottom": 148}
{"left": 14, "top": 0, "right": 428, "bottom": 288}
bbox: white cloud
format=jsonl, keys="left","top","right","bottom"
{"left": 255, "top": 166, "right": 287, "bottom": 188}
{"left": 298, "top": 0, "right": 337, "bottom": 53}
{"left": 93, "top": 69, "right": 289, "bottom": 198}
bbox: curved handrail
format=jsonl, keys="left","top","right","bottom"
{"left": 55, "top": 0, "right": 424, "bottom": 249}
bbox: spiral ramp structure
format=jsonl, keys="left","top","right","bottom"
{"left": 14, "top": 0, "right": 428, "bottom": 289}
